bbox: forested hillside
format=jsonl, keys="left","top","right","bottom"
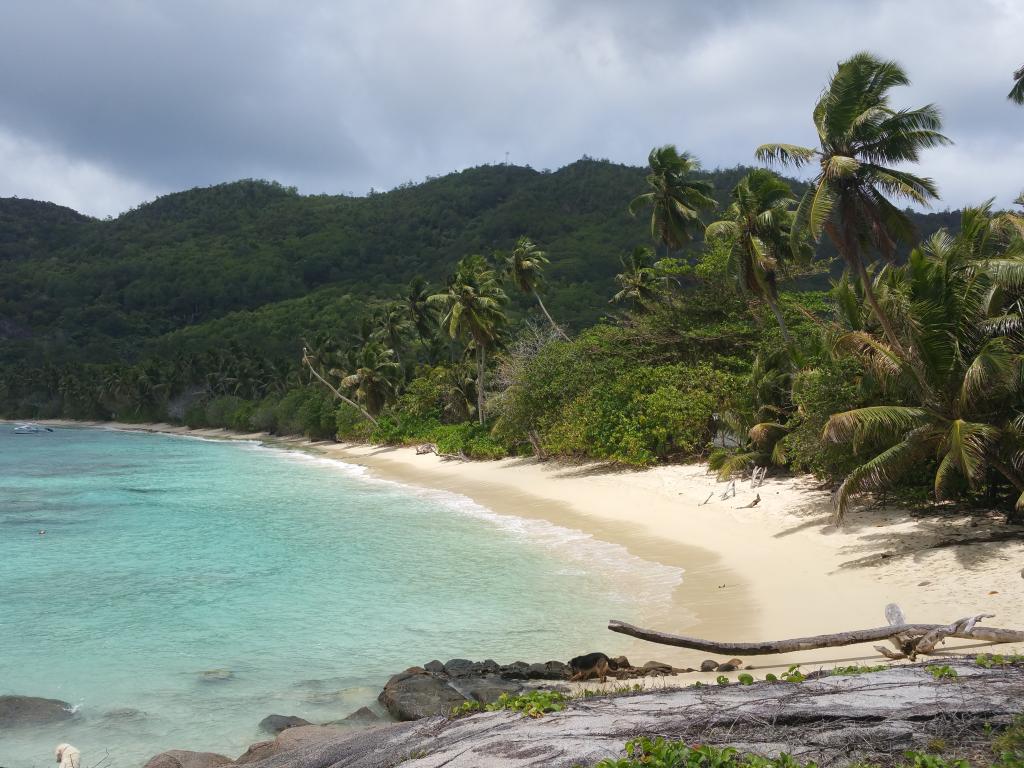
{"left": 0, "top": 159, "right": 956, "bottom": 368}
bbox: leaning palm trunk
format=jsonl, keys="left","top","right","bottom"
{"left": 476, "top": 345, "right": 487, "bottom": 425}
{"left": 533, "top": 290, "right": 569, "bottom": 341}
{"left": 302, "top": 351, "right": 378, "bottom": 426}
{"left": 825, "top": 221, "right": 917, "bottom": 367}
{"left": 765, "top": 295, "right": 794, "bottom": 349}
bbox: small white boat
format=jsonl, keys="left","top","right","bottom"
{"left": 13, "top": 423, "right": 53, "bottom": 434}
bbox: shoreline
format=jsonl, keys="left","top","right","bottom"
{"left": 29, "top": 419, "right": 1024, "bottom": 676}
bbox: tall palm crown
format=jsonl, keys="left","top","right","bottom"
{"left": 757, "top": 52, "right": 951, "bottom": 358}
{"left": 374, "top": 302, "right": 412, "bottom": 362}
{"left": 610, "top": 246, "right": 661, "bottom": 311}
{"left": 705, "top": 169, "right": 810, "bottom": 346}
{"left": 504, "top": 236, "right": 569, "bottom": 340}
{"left": 629, "top": 145, "right": 716, "bottom": 251}
{"left": 1010, "top": 64, "right": 1024, "bottom": 105}
{"left": 428, "top": 254, "right": 508, "bottom": 424}
{"left": 505, "top": 236, "right": 548, "bottom": 294}
{"left": 404, "top": 276, "right": 437, "bottom": 344}
{"left": 823, "top": 205, "right": 1024, "bottom": 521}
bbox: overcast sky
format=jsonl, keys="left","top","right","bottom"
{"left": 0, "top": 0, "right": 1020, "bottom": 217}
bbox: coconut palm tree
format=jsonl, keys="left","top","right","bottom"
{"left": 301, "top": 336, "right": 379, "bottom": 426}
{"left": 628, "top": 145, "right": 716, "bottom": 253}
{"left": 428, "top": 255, "right": 508, "bottom": 424}
{"left": 705, "top": 169, "right": 811, "bottom": 348}
{"left": 757, "top": 52, "right": 951, "bottom": 362}
{"left": 404, "top": 276, "right": 438, "bottom": 348}
{"left": 823, "top": 206, "right": 1024, "bottom": 522}
{"left": 610, "top": 247, "right": 662, "bottom": 311}
{"left": 373, "top": 302, "right": 412, "bottom": 366}
{"left": 1010, "top": 64, "right": 1024, "bottom": 104}
{"left": 503, "top": 236, "right": 569, "bottom": 340}
{"left": 341, "top": 342, "right": 401, "bottom": 416}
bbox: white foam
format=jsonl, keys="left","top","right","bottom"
{"left": 261, "top": 444, "right": 685, "bottom": 612}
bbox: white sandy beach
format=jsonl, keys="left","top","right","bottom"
{"left": 36, "top": 420, "right": 1024, "bottom": 681}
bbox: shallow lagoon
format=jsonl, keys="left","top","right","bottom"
{"left": 0, "top": 426, "right": 679, "bottom": 766}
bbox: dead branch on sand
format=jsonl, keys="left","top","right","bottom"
{"left": 609, "top": 604, "right": 1024, "bottom": 660}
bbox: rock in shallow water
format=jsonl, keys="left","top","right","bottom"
{"left": 341, "top": 706, "right": 382, "bottom": 723}
{"left": 259, "top": 713, "right": 311, "bottom": 734}
{"left": 378, "top": 669, "right": 468, "bottom": 720}
{"left": 0, "top": 694, "right": 75, "bottom": 726}
{"left": 198, "top": 669, "right": 234, "bottom": 683}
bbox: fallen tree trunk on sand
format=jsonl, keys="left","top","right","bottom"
{"left": 609, "top": 604, "right": 1024, "bottom": 660}
{"left": 231, "top": 660, "right": 1024, "bottom": 768}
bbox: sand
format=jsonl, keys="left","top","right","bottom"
{"left": 30, "top": 420, "right": 1024, "bottom": 680}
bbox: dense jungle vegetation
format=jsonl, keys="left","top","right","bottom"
{"left": 3, "top": 52, "right": 1023, "bottom": 521}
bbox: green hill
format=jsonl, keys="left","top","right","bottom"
{"left": 0, "top": 159, "right": 959, "bottom": 368}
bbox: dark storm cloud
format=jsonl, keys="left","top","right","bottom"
{"left": 0, "top": 0, "right": 1020, "bottom": 216}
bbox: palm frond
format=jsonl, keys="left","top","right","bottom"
{"left": 755, "top": 143, "right": 816, "bottom": 167}
{"left": 834, "top": 430, "right": 927, "bottom": 520}
{"left": 824, "top": 405, "right": 929, "bottom": 446}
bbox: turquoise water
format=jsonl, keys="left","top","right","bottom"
{"left": 0, "top": 426, "right": 680, "bottom": 767}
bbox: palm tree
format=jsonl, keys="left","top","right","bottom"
{"left": 404, "top": 276, "right": 438, "bottom": 347}
{"left": 757, "top": 52, "right": 951, "bottom": 361}
{"left": 301, "top": 335, "right": 380, "bottom": 426}
{"left": 610, "top": 247, "right": 662, "bottom": 311}
{"left": 503, "top": 236, "right": 569, "bottom": 340}
{"left": 1010, "top": 64, "right": 1024, "bottom": 104}
{"left": 628, "top": 145, "right": 716, "bottom": 253}
{"left": 709, "top": 349, "right": 796, "bottom": 479}
{"left": 823, "top": 206, "right": 1024, "bottom": 522}
{"left": 428, "top": 254, "right": 508, "bottom": 424}
{"left": 374, "top": 302, "right": 412, "bottom": 365}
{"left": 341, "top": 342, "right": 401, "bottom": 416}
{"left": 705, "top": 170, "right": 811, "bottom": 347}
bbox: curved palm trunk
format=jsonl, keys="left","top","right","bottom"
{"left": 824, "top": 221, "right": 920, "bottom": 373}
{"left": 988, "top": 456, "right": 1024, "bottom": 524}
{"left": 765, "top": 295, "right": 794, "bottom": 349}
{"left": 302, "top": 355, "right": 378, "bottom": 426}
{"left": 533, "top": 290, "right": 570, "bottom": 341}
{"left": 476, "top": 344, "right": 486, "bottom": 425}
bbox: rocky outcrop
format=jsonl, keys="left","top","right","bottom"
{"left": 258, "top": 714, "right": 311, "bottom": 734}
{"left": 142, "top": 750, "right": 233, "bottom": 768}
{"left": 0, "top": 694, "right": 75, "bottom": 726}
{"left": 376, "top": 655, "right": 695, "bottom": 721}
{"left": 378, "top": 667, "right": 469, "bottom": 721}
{"left": 234, "top": 724, "right": 368, "bottom": 764}
{"left": 221, "top": 660, "right": 1024, "bottom": 768}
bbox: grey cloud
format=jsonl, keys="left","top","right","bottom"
{"left": 0, "top": 0, "right": 1020, "bottom": 217}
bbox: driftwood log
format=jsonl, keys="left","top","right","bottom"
{"left": 609, "top": 604, "right": 1024, "bottom": 660}
{"left": 228, "top": 660, "right": 1024, "bottom": 768}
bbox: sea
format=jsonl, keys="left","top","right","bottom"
{"left": 0, "top": 425, "right": 682, "bottom": 767}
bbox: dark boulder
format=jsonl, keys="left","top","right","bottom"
{"left": 341, "top": 706, "right": 382, "bottom": 723}
{"left": 443, "top": 658, "right": 500, "bottom": 677}
{"left": 378, "top": 669, "right": 468, "bottom": 721}
{"left": 700, "top": 660, "right": 720, "bottom": 672}
{"left": 642, "top": 660, "right": 674, "bottom": 672}
{"left": 259, "top": 714, "right": 311, "bottom": 734}
{"left": 464, "top": 679, "right": 525, "bottom": 705}
{"left": 0, "top": 695, "right": 75, "bottom": 726}
{"left": 499, "top": 661, "right": 532, "bottom": 679}
{"left": 142, "top": 750, "right": 232, "bottom": 768}
{"left": 423, "top": 659, "right": 446, "bottom": 675}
